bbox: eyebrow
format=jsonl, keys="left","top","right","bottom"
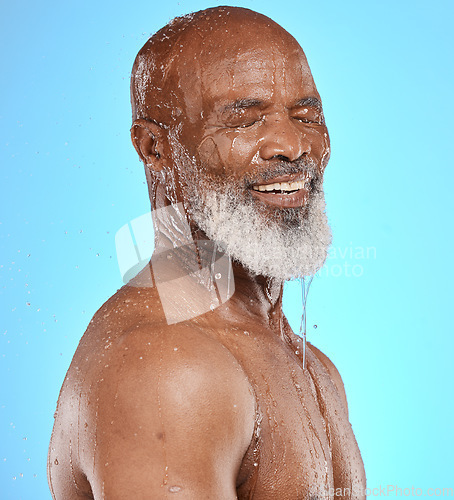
{"left": 221, "top": 98, "right": 264, "bottom": 112}
{"left": 293, "top": 97, "right": 323, "bottom": 111}
{"left": 221, "top": 96, "right": 323, "bottom": 113}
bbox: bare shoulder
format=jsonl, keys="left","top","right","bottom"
{"left": 49, "top": 285, "right": 256, "bottom": 499}
{"left": 308, "top": 342, "right": 349, "bottom": 415}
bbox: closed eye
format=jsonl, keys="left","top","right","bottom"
{"left": 293, "top": 116, "right": 323, "bottom": 124}
{"left": 221, "top": 98, "right": 264, "bottom": 129}
{"left": 236, "top": 118, "right": 260, "bottom": 128}
{"left": 224, "top": 115, "right": 262, "bottom": 129}
{"left": 292, "top": 111, "right": 324, "bottom": 125}
{"left": 291, "top": 97, "right": 325, "bottom": 125}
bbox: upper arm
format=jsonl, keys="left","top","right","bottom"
{"left": 309, "top": 343, "right": 349, "bottom": 417}
{"left": 82, "top": 329, "right": 256, "bottom": 499}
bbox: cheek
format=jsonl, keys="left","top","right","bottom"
{"left": 197, "top": 129, "right": 258, "bottom": 175}
{"left": 196, "top": 135, "right": 225, "bottom": 175}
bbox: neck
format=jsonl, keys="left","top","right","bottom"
{"left": 217, "top": 260, "right": 286, "bottom": 338}
{"left": 231, "top": 261, "right": 283, "bottom": 312}
{"left": 150, "top": 195, "right": 286, "bottom": 332}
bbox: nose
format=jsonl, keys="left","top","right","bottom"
{"left": 259, "top": 116, "right": 310, "bottom": 161}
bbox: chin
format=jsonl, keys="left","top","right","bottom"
{"left": 189, "top": 183, "right": 332, "bottom": 282}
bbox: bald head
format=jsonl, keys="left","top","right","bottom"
{"left": 130, "top": 7, "right": 310, "bottom": 126}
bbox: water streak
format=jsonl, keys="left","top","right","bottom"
{"left": 299, "top": 275, "right": 314, "bottom": 370}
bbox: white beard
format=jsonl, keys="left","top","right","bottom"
{"left": 188, "top": 180, "right": 332, "bottom": 282}
{"left": 167, "top": 137, "right": 332, "bottom": 282}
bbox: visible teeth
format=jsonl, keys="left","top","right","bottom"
{"left": 252, "top": 179, "right": 310, "bottom": 192}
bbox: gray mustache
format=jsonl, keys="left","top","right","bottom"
{"left": 244, "top": 158, "right": 319, "bottom": 187}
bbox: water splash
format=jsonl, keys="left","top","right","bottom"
{"left": 299, "top": 275, "right": 313, "bottom": 370}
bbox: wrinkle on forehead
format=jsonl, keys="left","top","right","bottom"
{"left": 196, "top": 49, "right": 317, "bottom": 109}
{"left": 171, "top": 16, "right": 311, "bottom": 98}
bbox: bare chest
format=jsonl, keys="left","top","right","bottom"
{"left": 220, "top": 330, "right": 366, "bottom": 499}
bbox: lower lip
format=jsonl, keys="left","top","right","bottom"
{"left": 249, "top": 187, "right": 310, "bottom": 208}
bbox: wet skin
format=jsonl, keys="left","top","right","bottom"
{"left": 179, "top": 43, "right": 329, "bottom": 211}
{"left": 48, "top": 7, "right": 366, "bottom": 499}
{"left": 161, "top": 18, "right": 330, "bottom": 213}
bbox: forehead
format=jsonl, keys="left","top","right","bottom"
{"left": 203, "top": 46, "right": 316, "bottom": 103}
{"left": 173, "top": 32, "right": 319, "bottom": 119}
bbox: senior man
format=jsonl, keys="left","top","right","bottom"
{"left": 48, "top": 7, "right": 366, "bottom": 499}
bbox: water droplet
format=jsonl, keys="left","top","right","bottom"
{"left": 215, "top": 273, "right": 221, "bottom": 279}
{"left": 295, "top": 350, "right": 299, "bottom": 355}
{"left": 210, "top": 303, "right": 216, "bottom": 311}
{"left": 168, "top": 485, "right": 182, "bottom": 493}
{"left": 173, "top": 347, "right": 178, "bottom": 351}
{"left": 54, "top": 459, "right": 59, "bottom": 465}
{"left": 313, "top": 324, "right": 318, "bottom": 329}
{"left": 253, "top": 462, "right": 258, "bottom": 467}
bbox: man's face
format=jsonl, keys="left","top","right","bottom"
{"left": 172, "top": 34, "right": 330, "bottom": 213}
{"left": 164, "top": 31, "right": 332, "bottom": 280}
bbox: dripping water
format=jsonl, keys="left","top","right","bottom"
{"left": 299, "top": 275, "right": 313, "bottom": 370}
{"left": 209, "top": 243, "right": 222, "bottom": 309}
{"left": 210, "top": 242, "right": 217, "bottom": 294}
{"left": 226, "top": 255, "right": 232, "bottom": 298}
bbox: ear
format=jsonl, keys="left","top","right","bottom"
{"left": 131, "top": 118, "right": 169, "bottom": 172}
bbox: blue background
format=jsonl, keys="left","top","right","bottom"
{"left": 1, "top": 0, "right": 453, "bottom": 498}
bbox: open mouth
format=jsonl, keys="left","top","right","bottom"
{"left": 249, "top": 175, "right": 312, "bottom": 208}
{"left": 251, "top": 178, "right": 310, "bottom": 194}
